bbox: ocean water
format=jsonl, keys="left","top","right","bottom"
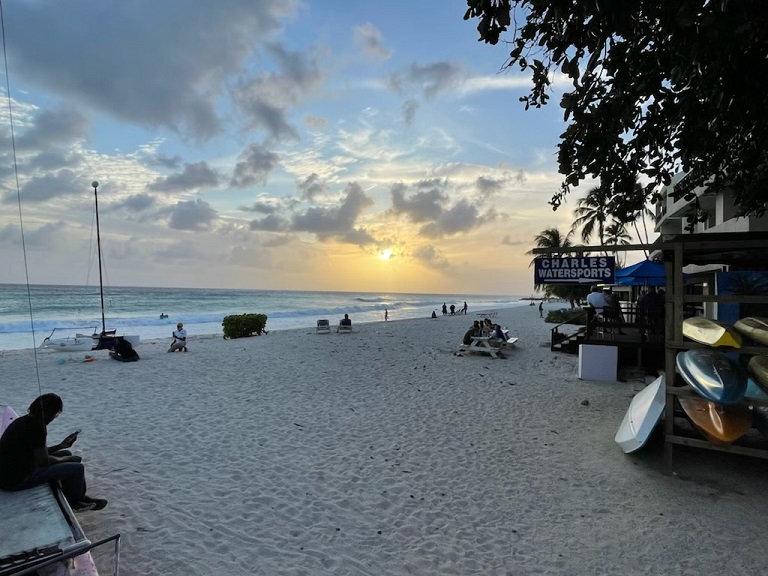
{"left": 0, "top": 284, "right": 527, "bottom": 351}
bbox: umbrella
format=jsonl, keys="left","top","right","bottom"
{"left": 614, "top": 259, "right": 666, "bottom": 286}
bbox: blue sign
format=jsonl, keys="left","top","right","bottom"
{"left": 534, "top": 257, "right": 615, "bottom": 285}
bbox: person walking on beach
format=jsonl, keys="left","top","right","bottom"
{"left": 539, "top": 301, "right": 544, "bottom": 318}
{"left": 442, "top": 303, "right": 447, "bottom": 315}
{"left": 0, "top": 393, "right": 108, "bottom": 512}
{"left": 462, "top": 301, "right": 468, "bottom": 315}
{"left": 384, "top": 309, "right": 388, "bottom": 321}
{"left": 169, "top": 322, "right": 187, "bottom": 352}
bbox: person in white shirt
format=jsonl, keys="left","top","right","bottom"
{"left": 586, "top": 286, "right": 607, "bottom": 314}
{"left": 168, "top": 322, "right": 187, "bottom": 352}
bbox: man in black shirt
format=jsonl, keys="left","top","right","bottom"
{"left": 0, "top": 393, "right": 107, "bottom": 512}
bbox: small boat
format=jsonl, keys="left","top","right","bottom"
{"left": 676, "top": 349, "right": 747, "bottom": 404}
{"left": 615, "top": 374, "right": 666, "bottom": 453}
{"left": 40, "top": 327, "right": 99, "bottom": 353}
{"left": 733, "top": 317, "right": 768, "bottom": 346}
{"left": 682, "top": 317, "right": 742, "bottom": 348}
{"left": 678, "top": 396, "right": 752, "bottom": 445}
{"left": 748, "top": 355, "right": 768, "bottom": 395}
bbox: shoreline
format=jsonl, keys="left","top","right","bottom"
{"left": 2, "top": 303, "right": 767, "bottom": 575}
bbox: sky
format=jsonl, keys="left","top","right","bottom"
{"left": 0, "top": 0, "right": 655, "bottom": 296}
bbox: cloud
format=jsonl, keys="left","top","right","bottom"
{"left": 114, "top": 193, "right": 156, "bottom": 212}
{"left": 402, "top": 99, "right": 419, "bottom": 125}
{"left": 148, "top": 162, "right": 220, "bottom": 194}
{"left": 16, "top": 106, "right": 90, "bottom": 151}
{"left": 501, "top": 234, "right": 526, "bottom": 246}
{"left": 390, "top": 181, "right": 446, "bottom": 223}
{"left": 303, "top": 115, "right": 327, "bottom": 129}
{"left": 0, "top": 221, "right": 67, "bottom": 248}
{"left": 297, "top": 173, "right": 327, "bottom": 201}
{"left": 290, "top": 182, "right": 374, "bottom": 244}
{"left": 7, "top": 169, "right": 82, "bottom": 203}
{"left": 249, "top": 213, "right": 290, "bottom": 232}
{"left": 412, "top": 244, "right": 450, "bottom": 269}
{"left": 419, "top": 198, "right": 486, "bottom": 238}
{"left": 8, "top": 1, "right": 300, "bottom": 141}
{"left": 231, "top": 43, "right": 323, "bottom": 141}
{"left": 240, "top": 201, "right": 280, "bottom": 214}
{"left": 230, "top": 144, "right": 280, "bottom": 188}
{"left": 168, "top": 198, "right": 217, "bottom": 230}
{"left": 353, "top": 22, "right": 392, "bottom": 61}
{"left": 387, "top": 62, "right": 464, "bottom": 100}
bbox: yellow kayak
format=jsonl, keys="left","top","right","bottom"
{"left": 682, "top": 317, "right": 742, "bottom": 348}
{"left": 733, "top": 317, "right": 768, "bottom": 346}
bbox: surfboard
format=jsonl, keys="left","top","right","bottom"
{"left": 615, "top": 374, "right": 666, "bottom": 453}
{"left": 733, "top": 317, "right": 768, "bottom": 346}
{"left": 682, "top": 317, "right": 742, "bottom": 348}
{"left": 676, "top": 349, "right": 747, "bottom": 404}
{"left": 1, "top": 406, "right": 19, "bottom": 434}
{"left": 678, "top": 396, "right": 752, "bottom": 445}
{"left": 748, "top": 355, "right": 768, "bottom": 395}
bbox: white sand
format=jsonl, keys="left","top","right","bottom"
{"left": 2, "top": 303, "right": 768, "bottom": 575}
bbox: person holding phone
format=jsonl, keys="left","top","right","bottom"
{"left": 0, "top": 393, "right": 107, "bottom": 512}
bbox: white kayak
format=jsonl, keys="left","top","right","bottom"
{"left": 615, "top": 374, "right": 666, "bottom": 453}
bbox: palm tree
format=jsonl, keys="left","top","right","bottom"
{"left": 604, "top": 222, "right": 632, "bottom": 267}
{"left": 526, "top": 227, "right": 586, "bottom": 307}
{"left": 572, "top": 185, "right": 611, "bottom": 247}
{"left": 614, "top": 180, "right": 656, "bottom": 258}
{"left": 526, "top": 227, "right": 575, "bottom": 266}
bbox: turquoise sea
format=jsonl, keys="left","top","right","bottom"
{"left": 0, "top": 284, "right": 527, "bottom": 351}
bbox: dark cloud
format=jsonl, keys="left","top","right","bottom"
{"left": 475, "top": 176, "right": 504, "bottom": 202}
{"left": 419, "top": 198, "right": 489, "bottom": 238}
{"left": 240, "top": 201, "right": 279, "bottom": 214}
{"left": 402, "top": 99, "right": 419, "bottom": 125}
{"left": 390, "top": 182, "right": 446, "bottom": 223}
{"left": 146, "top": 154, "right": 183, "bottom": 170}
{"left": 25, "top": 149, "right": 85, "bottom": 173}
{"left": 501, "top": 234, "right": 525, "bottom": 246}
{"left": 353, "top": 22, "right": 392, "bottom": 61}
{"left": 230, "top": 144, "right": 279, "bottom": 188}
{"left": 231, "top": 43, "right": 323, "bottom": 141}
{"left": 387, "top": 61, "right": 464, "bottom": 100}
{"left": 0, "top": 221, "right": 67, "bottom": 247}
{"left": 298, "top": 173, "right": 327, "bottom": 201}
{"left": 115, "top": 193, "right": 156, "bottom": 212}
{"left": 412, "top": 244, "right": 450, "bottom": 269}
{"left": 291, "top": 182, "right": 374, "bottom": 244}
{"left": 7, "top": 169, "right": 82, "bottom": 203}
{"left": 168, "top": 198, "right": 217, "bottom": 230}
{"left": 17, "top": 106, "right": 90, "bottom": 151}
{"left": 148, "top": 162, "right": 220, "bottom": 193}
{"left": 249, "top": 214, "right": 290, "bottom": 232}
{"left": 8, "top": 1, "right": 298, "bottom": 141}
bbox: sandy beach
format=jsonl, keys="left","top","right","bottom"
{"left": 2, "top": 303, "right": 768, "bottom": 575}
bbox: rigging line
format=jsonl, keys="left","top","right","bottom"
{"left": 1, "top": 0, "right": 45, "bottom": 400}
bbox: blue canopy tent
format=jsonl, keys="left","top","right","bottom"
{"left": 614, "top": 259, "right": 667, "bottom": 286}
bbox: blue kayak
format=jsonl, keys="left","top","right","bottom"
{"left": 676, "top": 349, "right": 747, "bottom": 404}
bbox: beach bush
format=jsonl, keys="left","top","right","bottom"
{"left": 222, "top": 313, "right": 268, "bottom": 339}
{"left": 545, "top": 308, "right": 586, "bottom": 325}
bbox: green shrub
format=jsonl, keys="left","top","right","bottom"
{"left": 545, "top": 308, "right": 586, "bottom": 325}
{"left": 222, "top": 313, "right": 268, "bottom": 339}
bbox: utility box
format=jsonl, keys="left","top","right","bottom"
{"left": 578, "top": 344, "right": 618, "bottom": 382}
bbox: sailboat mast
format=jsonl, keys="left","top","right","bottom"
{"left": 92, "top": 181, "right": 106, "bottom": 334}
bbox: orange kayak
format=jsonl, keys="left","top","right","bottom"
{"left": 678, "top": 396, "right": 752, "bottom": 446}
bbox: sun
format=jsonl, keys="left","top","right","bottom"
{"left": 379, "top": 248, "right": 393, "bottom": 260}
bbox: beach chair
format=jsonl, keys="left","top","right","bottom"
{"left": 337, "top": 323, "right": 352, "bottom": 334}
{"left": 316, "top": 319, "right": 331, "bottom": 334}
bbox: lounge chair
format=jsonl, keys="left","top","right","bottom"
{"left": 337, "top": 321, "right": 352, "bottom": 334}
{"left": 316, "top": 319, "right": 331, "bottom": 334}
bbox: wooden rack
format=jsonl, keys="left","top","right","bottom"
{"left": 659, "top": 231, "right": 768, "bottom": 467}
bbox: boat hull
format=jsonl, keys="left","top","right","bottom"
{"left": 678, "top": 396, "right": 752, "bottom": 445}
{"left": 676, "top": 349, "right": 747, "bottom": 404}
{"left": 747, "top": 355, "right": 768, "bottom": 395}
{"left": 733, "top": 317, "right": 768, "bottom": 346}
{"left": 41, "top": 338, "right": 94, "bottom": 353}
{"left": 615, "top": 375, "right": 666, "bottom": 453}
{"left": 682, "top": 317, "right": 742, "bottom": 348}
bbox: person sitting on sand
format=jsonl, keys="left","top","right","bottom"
{"left": 0, "top": 393, "right": 108, "bottom": 512}
{"left": 168, "top": 322, "right": 187, "bottom": 352}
